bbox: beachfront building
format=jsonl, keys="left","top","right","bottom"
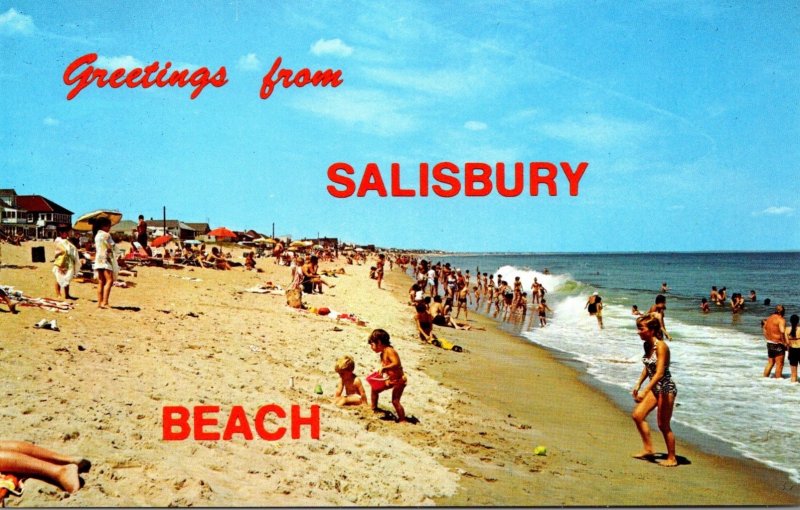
{"left": 185, "top": 223, "right": 210, "bottom": 240}
{"left": 110, "top": 220, "right": 137, "bottom": 241}
{"left": 147, "top": 219, "right": 196, "bottom": 240}
{"left": 0, "top": 189, "right": 73, "bottom": 239}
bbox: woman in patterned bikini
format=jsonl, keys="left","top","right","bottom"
{"left": 631, "top": 313, "right": 678, "bottom": 467}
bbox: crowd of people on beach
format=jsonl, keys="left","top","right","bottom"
{"left": 3, "top": 222, "right": 799, "bottom": 494}
{"left": 400, "top": 259, "right": 554, "bottom": 329}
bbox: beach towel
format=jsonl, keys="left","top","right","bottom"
{"left": 19, "top": 297, "right": 75, "bottom": 313}
{"left": 1, "top": 285, "right": 75, "bottom": 313}
{"left": 293, "top": 306, "right": 367, "bottom": 326}
{"left": 166, "top": 274, "right": 202, "bottom": 282}
{"left": 243, "top": 282, "right": 284, "bottom": 294}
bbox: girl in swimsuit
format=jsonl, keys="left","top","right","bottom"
{"left": 631, "top": 313, "right": 678, "bottom": 467}
{"left": 367, "top": 329, "right": 406, "bottom": 423}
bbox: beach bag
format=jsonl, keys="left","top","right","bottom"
{"left": 286, "top": 288, "right": 303, "bottom": 308}
{"left": 54, "top": 252, "right": 69, "bottom": 269}
{"left": 432, "top": 336, "right": 463, "bottom": 352}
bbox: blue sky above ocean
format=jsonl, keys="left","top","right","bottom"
{"left": 1, "top": 1, "right": 798, "bottom": 252}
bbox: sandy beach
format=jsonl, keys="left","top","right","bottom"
{"left": 1, "top": 241, "right": 799, "bottom": 506}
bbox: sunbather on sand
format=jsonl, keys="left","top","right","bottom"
{"left": 302, "top": 256, "right": 333, "bottom": 294}
{"left": 429, "top": 295, "right": 472, "bottom": 330}
{"left": 209, "top": 247, "right": 231, "bottom": 270}
{"left": 0, "top": 440, "right": 91, "bottom": 494}
{"left": 244, "top": 251, "right": 258, "bottom": 271}
{"left": 0, "top": 287, "right": 18, "bottom": 313}
{"left": 197, "top": 249, "right": 219, "bottom": 269}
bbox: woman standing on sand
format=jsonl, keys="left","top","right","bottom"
{"left": 631, "top": 313, "right": 678, "bottom": 467}
{"left": 92, "top": 217, "right": 118, "bottom": 309}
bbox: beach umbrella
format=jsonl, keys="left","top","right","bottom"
{"left": 150, "top": 234, "right": 173, "bottom": 248}
{"left": 208, "top": 227, "right": 237, "bottom": 239}
{"left": 253, "top": 237, "right": 275, "bottom": 245}
{"left": 290, "top": 240, "right": 312, "bottom": 248}
{"left": 73, "top": 210, "right": 123, "bottom": 231}
{"left": 184, "top": 240, "right": 201, "bottom": 245}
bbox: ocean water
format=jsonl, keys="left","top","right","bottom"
{"left": 422, "top": 252, "right": 800, "bottom": 483}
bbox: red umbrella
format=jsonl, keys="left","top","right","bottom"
{"left": 208, "top": 227, "right": 237, "bottom": 239}
{"left": 150, "top": 234, "right": 173, "bottom": 248}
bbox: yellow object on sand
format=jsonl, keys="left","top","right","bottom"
{"left": 534, "top": 446, "right": 547, "bottom": 456}
{"left": 431, "top": 336, "right": 463, "bottom": 352}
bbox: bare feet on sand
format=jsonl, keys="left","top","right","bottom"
{"left": 632, "top": 451, "right": 655, "bottom": 460}
{"left": 57, "top": 463, "right": 81, "bottom": 493}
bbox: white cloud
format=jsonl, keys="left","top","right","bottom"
{"left": 93, "top": 56, "right": 201, "bottom": 72}
{"left": 237, "top": 53, "right": 261, "bottom": 71}
{"left": 537, "top": 114, "right": 649, "bottom": 149}
{"left": 95, "top": 55, "right": 145, "bottom": 71}
{"left": 0, "top": 8, "right": 34, "bottom": 35}
{"left": 464, "top": 121, "right": 487, "bottom": 131}
{"left": 310, "top": 38, "right": 353, "bottom": 57}
{"left": 43, "top": 117, "right": 60, "bottom": 126}
{"left": 362, "top": 67, "right": 482, "bottom": 97}
{"left": 753, "top": 206, "right": 794, "bottom": 216}
{"left": 173, "top": 61, "right": 201, "bottom": 71}
{"left": 292, "top": 89, "right": 414, "bottom": 137}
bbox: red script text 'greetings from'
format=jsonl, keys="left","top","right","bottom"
{"left": 62, "top": 53, "right": 343, "bottom": 100}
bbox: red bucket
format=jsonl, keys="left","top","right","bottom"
{"left": 366, "top": 371, "right": 389, "bottom": 391}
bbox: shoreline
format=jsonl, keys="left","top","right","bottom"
{"left": 1, "top": 243, "right": 798, "bottom": 506}
{"left": 382, "top": 270, "right": 800, "bottom": 505}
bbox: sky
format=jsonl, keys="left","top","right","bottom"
{"left": 1, "top": 1, "right": 798, "bottom": 252}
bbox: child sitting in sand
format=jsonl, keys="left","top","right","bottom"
{"left": 415, "top": 302, "right": 443, "bottom": 343}
{"left": 367, "top": 329, "right": 407, "bottom": 422}
{"left": 333, "top": 355, "right": 367, "bottom": 406}
{"left": 244, "top": 251, "right": 256, "bottom": 271}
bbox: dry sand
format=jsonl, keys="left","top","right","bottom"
{"left": 1, "top": 241, "right": 798, "bottom": 506}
